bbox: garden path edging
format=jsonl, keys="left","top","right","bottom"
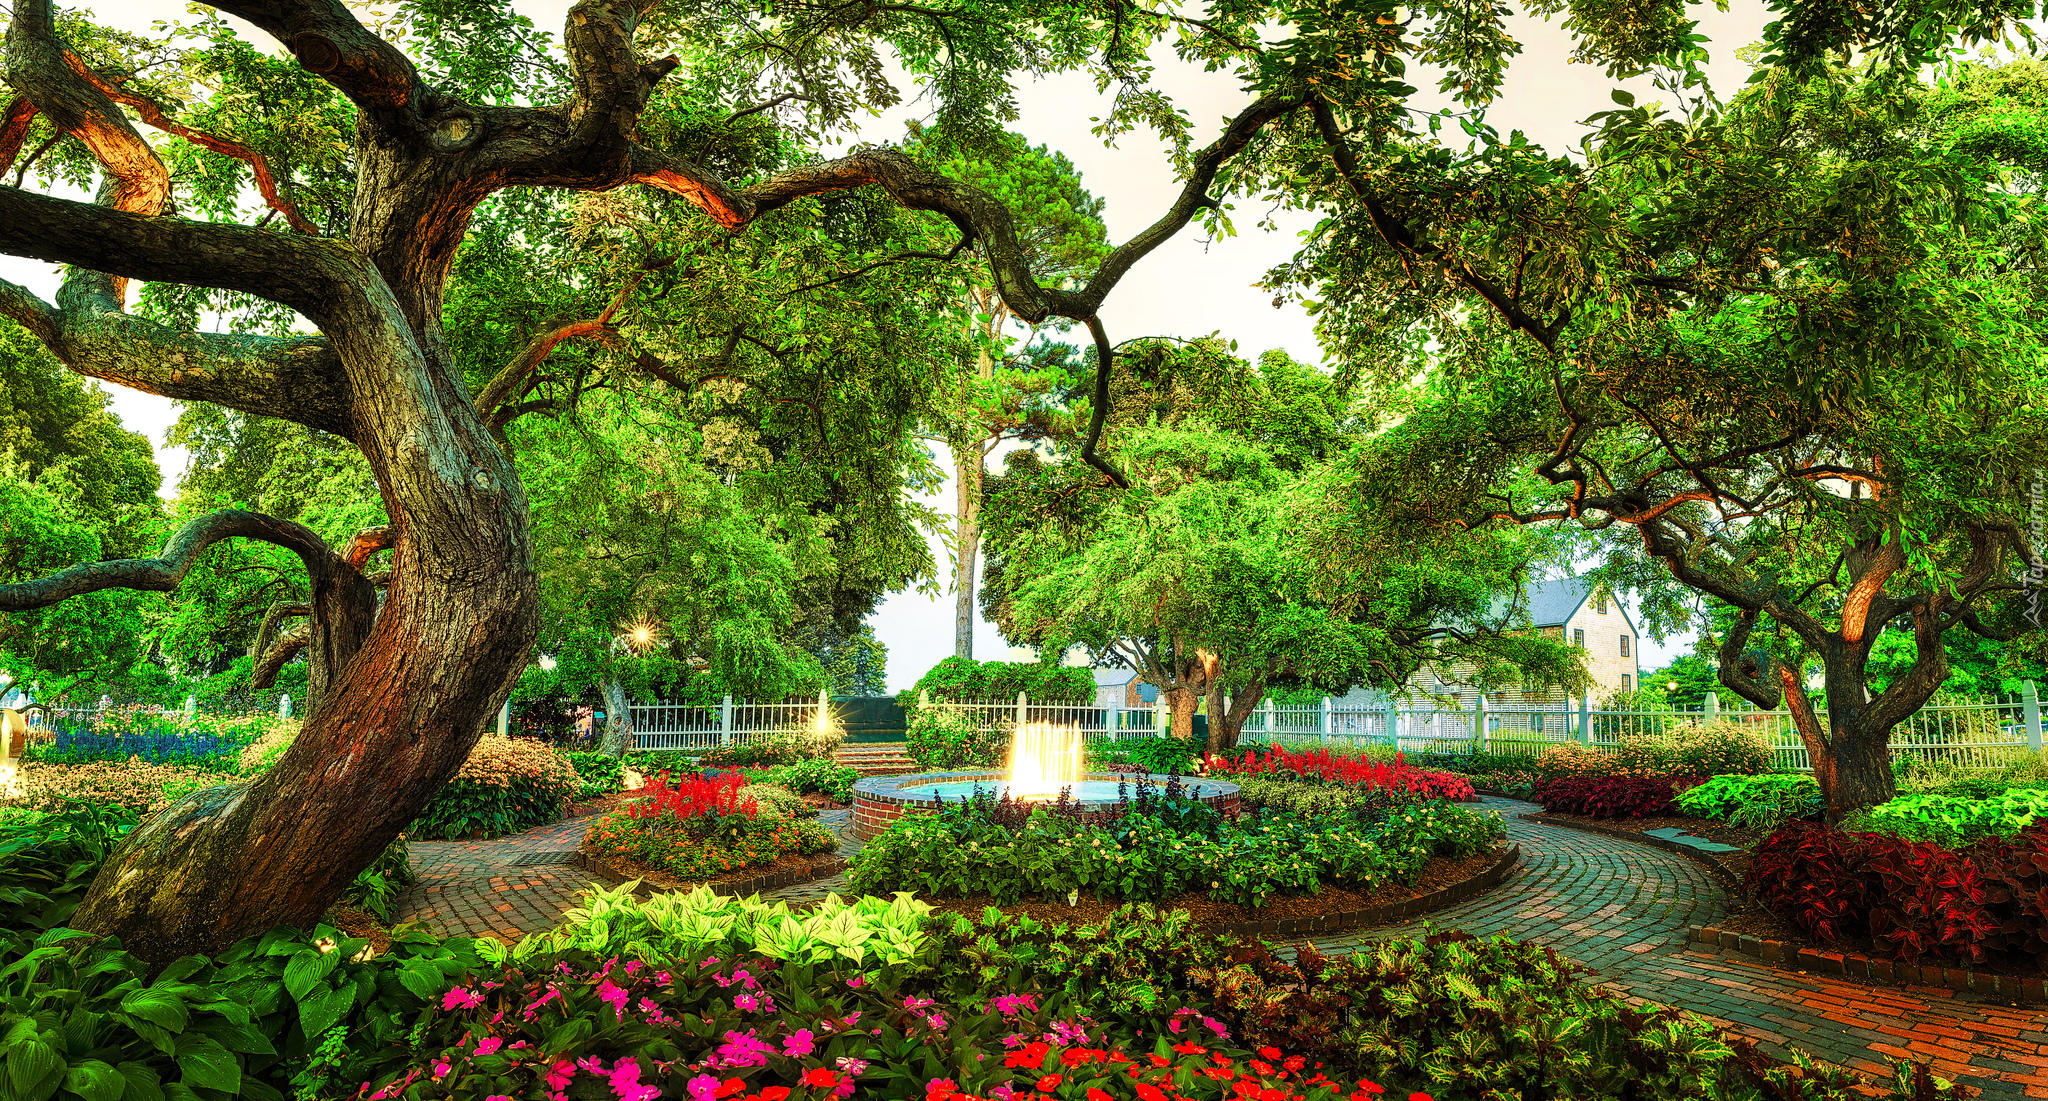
{"left": 1208, "top": 843, "right": 1520, "bottom": 939}
{"left": 1685, "top": 923, "right": 2048, "bottom": 1005}
{"left": 1518, "top": 812, "right": 1745, "bottom": 892}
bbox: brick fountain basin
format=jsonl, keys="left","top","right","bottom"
{"left": 850, "top": 770, "right": 1241, "bottom": 840}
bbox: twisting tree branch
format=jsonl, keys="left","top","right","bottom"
{"left": 251, "top": 623, "right": 312, "bottom": 689}
{"left": 0, "top": 96, "right": 34, "bottom": 176}
{"left": 0, "top": 510, "right": 345, "bottom": 612}
{"left": 1080, "top": 317, "right": 1129, "bottom": 489}
{"left": 250, "top": 602, "right": 312, "bottom": 662}
{"left": 342, "top": 525, "right": 395, "bottom": 569}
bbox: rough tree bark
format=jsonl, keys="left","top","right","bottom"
{"left": 598, "top": 681, "right": 635, "bottom": 757}
{"left": 953, "top": 442, "right": 983, "bottom": 660}
{"left": 0, "top": 0, "right": 1305, "bottom": 960}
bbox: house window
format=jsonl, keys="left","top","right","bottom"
{"left": 1595, "top": 592, "right": 1608, "bottom": 614}
{"left": 1573, "top": 628, "right": 1584, "bottom": 647}
{"left": 1621, "top": 674, "right": 1632, "bottom": 693}
{"left": 1619, "top": 635, "right": 1630, "bottom": 657}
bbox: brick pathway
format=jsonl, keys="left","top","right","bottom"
{"left": 1308, "top": 797, "right": 2048, "bottom": 1100}
{"left": 395, "top": 797, "right": 2048, "bottom": 1097}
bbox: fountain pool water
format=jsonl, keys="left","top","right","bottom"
{"left": 905, "top": 778, "right": 1223, "bottom": 802}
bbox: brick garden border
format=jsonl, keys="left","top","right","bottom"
{"left": 1205, "top": 843, "right": 1521, "bottom": 939}
{"left": 575, "top": 846, "right": 848, "bottom": 900}
{"left": 1519, "top": 812, "right": 1746, "bottom": 892}
{"left": 1683, "top": 924, "right": 2048, "bottom": 1005}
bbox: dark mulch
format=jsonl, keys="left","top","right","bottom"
{"left": 566, "top": 790, "right": 645, "bottom": 818}
{"left": 921, "top": 846, "right": 1507, "bottom": 929}
{"left": 324, "top": 903, "right": 394, "bottom": 955}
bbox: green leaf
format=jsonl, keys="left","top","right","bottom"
{"left": 281, "top": 950, "right": 336, "bottom": 1003}
{"left": 295, "top": 984, "right": 355, "bottom": 1045}
{"left": 396, "top": 962, "right": 443, "bottom": 1002}
{"left": 173, "top": 1036, "right": 239, "bottom": 1096}
{"left": 1611, "top": 88, "right": 1635, "bottom": 106}
{"left": 118, "top": 990, "right": 189, "bottom": 1034}
{"left": 7, "top": 1040, "right": 61, "bottom": 1099}
{"left": 115, "top": 1064, "right": 164, "bottom": 1101}
{"left": 63, "top": 1060, "right": 126, "bottom": 1101}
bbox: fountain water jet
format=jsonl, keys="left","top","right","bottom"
{"left": 1007, "top": 721, "right": 1083, "bottom": 801}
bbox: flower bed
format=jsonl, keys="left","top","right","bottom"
{"left": 584, "top": 772, "right": 837, "bottom": 882}
{"left": 1204, "top": 746, "right": 1474, "bottom": 801}
{"left": 849, "top": 781, "right": 1502, "bottom": 909}
{"left": 0, "top": 810, "right": 1966, "bottom": 1101}
{"left": 1532, "top": 775, "right": 1689, "bottom": 818}
{"left": 0, "top": 759, "right": 227, "bottom": 816}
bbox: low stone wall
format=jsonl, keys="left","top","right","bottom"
{"left": 852, "top": 771, "right": 1241, "bottom": 840}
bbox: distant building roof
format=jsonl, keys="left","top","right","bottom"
{"left": 1521, "top": 576, "right": 1593, "bottom": 627}
{"left": 1092, "top": 667, "right": 1140, "bottom": 688}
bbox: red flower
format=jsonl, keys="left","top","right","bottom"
{"left": 717, "top": 1081, "right": 747, "bottom": 1099}
{"left": 1087, "top": 1091, "right": 1113, "bottom": 1101}
{"left": 1410, "top": 1094, "right": 1434, "bottom": 1101}
{"left": 758, "top": 1090, "right": 791, "bottom": 1101}
{"left": 1136, "top": 1086, "right": 1167, "bottom": 1101}
{"left": 1355, "top": 1081, "right": 1384, "bottom": 1095}
{"left": 802, "top": 1068, "right": 839, "bottom": 1089}
{"left": 1036, "top": 1074, "right": 1063, "bottom": 1093}
{"left": 1258, "top": 1047, "right": 1281, "bottom": 1060}
{"left": 1250, "top": 1060, "right": 1274, "bottom": 1077}
{"left": 1171, "top": 1042, "right": 1208, "bottom": 1055}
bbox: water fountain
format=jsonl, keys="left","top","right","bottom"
{"left": 849, "top": 720, "right": 1239, "bottom": 840}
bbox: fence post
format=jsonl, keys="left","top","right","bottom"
{"left": 720, "top": 695, "right": 734, "bottom": 746}
{"left": 2026, "top": 681, "right": 2043, "bottom": 755}
{"left": 1385, "top": 697, "right": 1401, "bottom": 749}
{"left": 817, "top": 689, "right": 832, "bottom": 740}
{"left": 1702, "top": 692, "right": 1719, "bottom": 721}
{"left": 1154, "top": 697, "right": 1168, "bottom": 735}
{"left": 497, "top": 697, "right": 510, "bottom": 738}
{"left": 1108, "top": 698, "right": 1122, "bottom": 739}
{"left": 1578, "top": 694, "right": 1592, "bottom": 746}
{"left": 1261, "top": 697, "right": 1274, "bottom": 740}
{"left": 1016, "top": 690, "right": 1029, "bottom": 730}
{"left": 919, "top": 689, "right": 931, "bottom": 710}
{"left": 1474, "top": 694, "right": 1488, "bottom": 751}
{"left": 1320, "top": 696, "right": 1333, "bottom": 745}
{"left": 278, "top": 694, "right": 292, "bottom": 720}
{"left": 183, "top": 695, "right": 197, "bottom": 722}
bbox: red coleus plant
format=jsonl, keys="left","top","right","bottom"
{"left": 1531, "top": 776, "right": 1681, "bottom": 819}
{"left": 1204, "top": 747, "right": 1473, "bottom": 801}
{"left": 1748, "top": 823, "right": 2001, "bottom": 964}
{"left": 629, "top": 770, "right": 759, "bottom": 823}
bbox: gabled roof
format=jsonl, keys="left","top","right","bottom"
{"left": 1514, "top": 575, "right": 1638, "bottom": 634}
{"left": 1092, "top": 667, "right": 1139, "bottom": 688}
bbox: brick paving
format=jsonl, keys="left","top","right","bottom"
{"left": 395, "top": 795, "right": 2048, "bottom": 1097}
{"left": 1308, "top": 797, "right": 2048, "bottom": 1100}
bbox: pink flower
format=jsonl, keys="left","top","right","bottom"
{"left": 989, "top": 994, "right": 1037, "bottom": 1017}
{"left": 442, "top": 986, "right": 483, "bottom": 1011}
{"left": 522, "top": 987, "right": 562, "bottom": 1020}
{"left": 597, "top": 979, "right": 631, "bottom": 1020}
{"left": 847, "top": 975, "right": 866, "bottom": 988}
{"left": 783, "top": 1029, "right": 815, "bottom": 1058}
{"left": 545, "top": 1061, "right": 576, "bottom": 1091}
{"left": 733, "top": 992, "right": 759, "bottom": 1012}
{"left": 687, "top": 1074, "right": 721, "bottom": 1101}
{"left": 609, "top": 1058, "right": 660, "bottom": 1101}
{"left": 473, "top": 1037, "right": 503, "bottom": 1057}
{"left": 430, "top": 1060, "right": 451, "bottom": 1082}
{"left": 713, "top": 1029, "right": 775, "bottom": 1069}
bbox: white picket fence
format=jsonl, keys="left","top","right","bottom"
{"left": 919, "top": 687, "right": 2046, "bottom": 774}
{"left": 625, "top": 691, "right": 836, "bottom": 751}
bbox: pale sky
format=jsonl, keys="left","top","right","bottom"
{"left": 10, "top": 0, "right": 1786, "bottom": 689}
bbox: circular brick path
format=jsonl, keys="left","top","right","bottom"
{"left": 393, "top": 797, "right": 2048, "bottom": 1098}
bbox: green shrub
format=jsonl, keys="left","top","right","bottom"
{"left": 410, "top": 735, "right": 580, "bottom": 840}
{"left": 760, "top": 756, "right": 858, "bottom": 802}
{"left": 1675, "top": 773, "right": 1823, "bottom": 832}
{"left": 896, "top": 655, "right": 1094, "bottom": 708}
{"left": 1612, "top": 721, "right": 1774, "bottom": 778}
{"left": 906, "top": 708, "right": 1006, "bottom": 771}
{"left": 562, "top": 750, "right": 627, "bottom": 798}
{"left": 1234, "top": 776, "right": 1370, "bottom": 818}
{"left": 738, "top": 782, "right": 814, "bottom": 820}
{"left": 1091, "top": 735, "right": 1202, "bottom": 775}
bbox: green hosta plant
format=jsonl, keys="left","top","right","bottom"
{"left": 510, "top": 882, "right": 933, "bottom": 970}
{"left": 1675, "top": 774, "right": 1823, "bottom": 833}
{"left": 1853, "top": 790, "right": 2048, "bottom": 848}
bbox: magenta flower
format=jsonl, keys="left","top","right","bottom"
{"left": 733, "top": 991, "right": 759, "bottom": 1012}
{"left": 441, "top": 986, "right": 483, "bottom": 1011}
{"left": 610, "top": 1058, "right": 660, "bottom": 1101}
{"left": 597, "top": 979, "right": 631, "bottom": 1020}
{"left": 430, "top": 1060, "right": 451, "bottom": 1082}
{"left": 782, "top": 1029, "right": 815, "bottom": 1058}
{"left": 713, "top": 1029, "right": 775, "bottom": 1069}
{"left": 687, "top": 1074, "right": 720, "bottom": 1101}
{"left": 989, "top": 993, "right": 1037, "bottom": 1017}
{"left": 846, "top": 975, "right": 866, "bottom": 988}
{"left": 473, "top": 1037, "right": 503, "bottom": 1057}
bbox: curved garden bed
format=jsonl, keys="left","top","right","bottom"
{"left": 574, "top": 840, "right": 848, "bottom": 899}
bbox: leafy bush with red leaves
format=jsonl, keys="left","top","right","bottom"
{"left": 1531, "top": 776, "right": 1678, "bottom": 818}
{"left": 1204, "top": 746, "right": 1473, "bottom": 801}
{"left": 1748, "top": 823, "right": 2003, "bottom": 964}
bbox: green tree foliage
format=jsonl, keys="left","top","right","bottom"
{"left": 1300, "top": 58, "right": 2048, "bottom": 816}
{"left": 983, "top": 340, "right": 1582, "bottom": 750}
